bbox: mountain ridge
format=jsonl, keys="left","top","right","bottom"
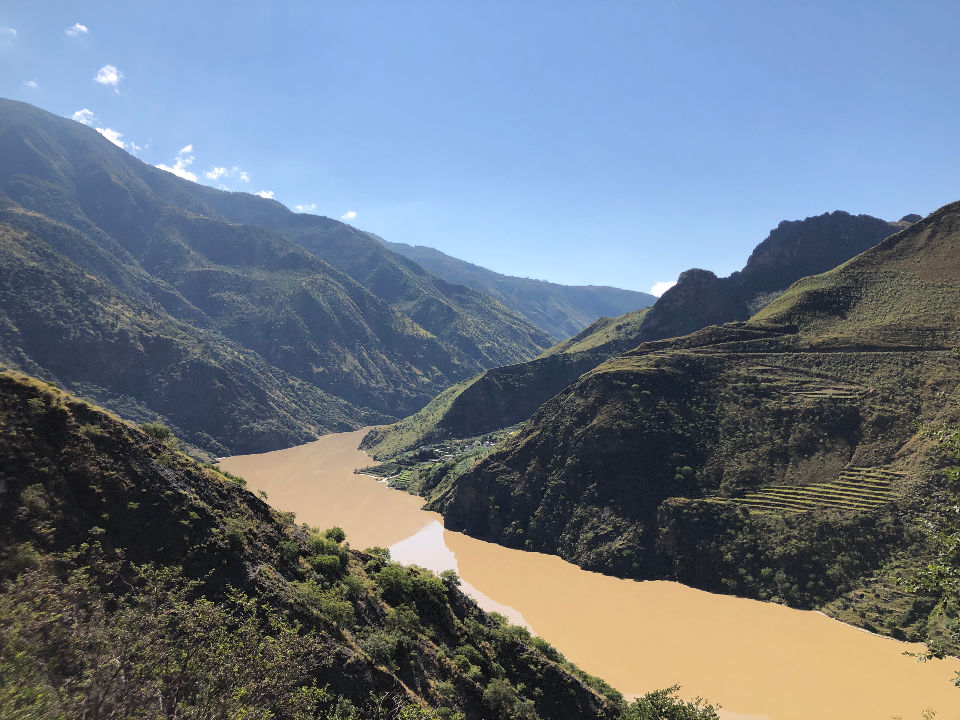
{"left": 380, "top": 239, "right": 656, "bottom": 341}
{"left": 363, "top": 210, "right": 905, "bottom": 459}
{"left": 0, "top": 97, "right": 551, "bottom": 453}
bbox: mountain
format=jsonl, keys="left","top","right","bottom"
{"left": 363, "top": 211, "right": 904, "bottom": 459}
{"left": 0, "top": 98, "right": 551, "bottom": 453}
{"left": 361, "top": 308, "right": 651, "bottom": 459}
{"left": 380, "top": 240, "right": 656, "bottom": 340}
{"left": 637, "top": 211, "right": 906, "bottom": 341}
{"left": 0, "top": 370, "right": 643, "bottom": 720}
{"left": 177, "top": 197, "right": 554, "bottom": 370}
{"left": 410, "top": 201, "right": 960, "bottom": 649}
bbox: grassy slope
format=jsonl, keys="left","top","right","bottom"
{"left": 362, "top": 311, "right": 649, "bottom": 459}
{"left": 0, "top": 371, "right": 631, "bottom": 720}
{"left": 424, "top": 202, "right": 960, "bottom": 649}
{"left": 540, "top": 308, "right": 651, "bottom": 357}
{"left": 751, "top": 202, "right": 960, "bottom": 346}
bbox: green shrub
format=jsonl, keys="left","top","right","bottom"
{"left": 289, "top": 580, "right": 354, "bottom": 627}
{"left": 307, "top": 535, "right": 345, "bottom": 559}
{"left": 79, "top": 423, "right": 103, "bottom": 439}
{"left": 323, "top": 526, "right": 346, "bottom": 543}
{"left": 530, "top": 636, "right": 565, "bottom": 663}
{"left": 451, "top": 654, "right": 472, "bottom": 673}
{"left": 385, "top": 604, "right": 422, "bottom": 637}
{"left": 365, "top": 546, "right": 391, "bottom": 561}
{"left": 410, "top": 569, "right": 447, "bottom": 613}
{"left": 482, "top": 678, "right": 519, "bottom": 715}
{"left": 454, "top": 644, "right": 484, "bottom": 666}
{"left": 440, "top": 569, "right": 461, "bottom": 590}
{"left": 3, "top": 542, "right": 41, "bottom": 575}
{"left": 627, "top": 685, "right": 719, "bottom": 720}
{"left": 376, "top": 564, "right": 413, "bottom": 603}
{"left": 140, "top": 422, "right": 179, "bottom": 451}
{"left": 359, "top": 630, "right": 398, "bottom": 665}
{"left": 278, "top": 540, "right": 300, "bottom": 562}
{"left": 433, "top": 680, "right": 456, "bottom": 707}
{"left": 342, "top": 572, "right": 367, "bottom": 600}
{"left": 309, "top": 554, "right": 342, "bottom": 575}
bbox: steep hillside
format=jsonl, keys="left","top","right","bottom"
{"left": 362, "top": 310, "right": 650, "bottom": 459}
{"left": 364, "top": 212, "right": 902, "bottom": 459}
{"left": 423, "top": 202, "right": 960, "bottom": 648}
{"left": 182, "top": 197, "right": 553, "bottom": 367}
{"left": 0, "top": 218, "right": 359, "bottom": 453}
{"left": 381, "top": 240, "right": 655, "bottom": 340}
{"left": 0, "top": 98, "right": 549, "bottom": 453}
{"left": 611, "top": 210, "right": 901, "bottom": 344}
{"left": 0, "top": 371, "right": 650, "bottom": 720}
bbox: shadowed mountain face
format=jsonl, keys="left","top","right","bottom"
{"left": 380, "top": 240, "right": 656, "bottom": 341}
{"left": 363, "top": 212, "right": 904, "bottom": 459}
{"left": 422, "top": 202, "right": 960, "bottom": 647}
{"left": 178, "top": 195, "right": 554, "bottom": 369}
{"left": 0, "top": 98, "right": 551, "bottom": 453}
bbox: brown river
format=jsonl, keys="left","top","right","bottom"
{"left": 221, "top": 428, "right": 960, "bottom": 720}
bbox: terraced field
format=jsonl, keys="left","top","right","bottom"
{"left": 730, "top": 467, "right": 902, "bottom": 514}
{"left": 747, "top": 365, "right": 862, "bottom": 401}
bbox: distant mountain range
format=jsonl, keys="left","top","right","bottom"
{"left": 363, "top": 210, "right": 906, "bottom": 458}
{"left": 380, "top": 239, "right": 655, "bottom": 340}
{"left": 0, "top": 98, "right": 581, "bottom": 453}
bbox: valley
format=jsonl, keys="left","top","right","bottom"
{"left": 222, "top": 430, "right": 960, "bottom": 720}
{"left": 2, "top": 88, "right": 960, "bottom": 719}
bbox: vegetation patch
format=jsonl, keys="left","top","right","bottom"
{"left": 730, "top": 467, "right": 901, "bottom": 514}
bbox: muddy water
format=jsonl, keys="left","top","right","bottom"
{"left": 221, "top": 429, "right": 960, "bottom": 720}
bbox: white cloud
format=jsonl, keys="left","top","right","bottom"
{"left": 24, "top": 80, "right": 38, "bottom": 89}
{"left": 200, "top": 166, "right": 249, "bottom": 188}
{"left": 94, "top": 64, "right": 122, "bottom": 88}
{"left": 1, "top": 27, "right": 16, "bottom": 38}
{"left": 255, "top": 190, "right": 274, "bottom": 199}
{"left": 156, "top": 158, "right": 197, "bottom": 182}
{"left": 96, "top": 127, "right": 125, "bottom": 149}
{"left": 71, "top": 108, "right": 96, "bottom": 125}
{"left": 65, "top": 23, "right": 89, "bottom": 37}
{"left": 650, "top": 280, "right": 677, "bottom": 297}
{"left": 156, "top": 145, "right": 197, "bottom": 182}
{"left": 294, "top": 203, "right": 317, "bottom": 213}
{"left": 340, "top": 210, "right": 357, "bottom": 220}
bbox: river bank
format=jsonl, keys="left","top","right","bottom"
{"left": 221, "top": 428, "right": 960, "bottom": 720}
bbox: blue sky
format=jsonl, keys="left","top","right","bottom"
{"left": 1, "top": 2, "right": 958, "bottom": 295}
